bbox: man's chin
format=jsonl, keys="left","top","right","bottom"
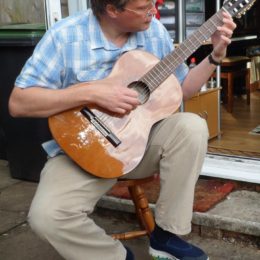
{"left": 140, "top": 22, "right": 151, "bottom": 31}
{"left": 127, "top": 22, "right": 151, "bottom": 33}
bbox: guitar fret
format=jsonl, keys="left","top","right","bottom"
{"left": 149, "top": 71, "right": 161, "bottom": 87}
{"left": 178, "top": 47, "right": 187, "bottom": 56}
{"left": 209, "top": 13, "right": 223, "bottom": 29}
{"left": 192, "top": 33, "right": 202, "bottom": 43}
{"left": 186, "top": 38, "right": 197, "bottom": 52}
{"left": 180, "top": 44, "right": 190, "bottom": 55}
{"left": 145, "top": 69, "right": 162, "bottom": 90}
{"left": 156, "top": 63, "right": 168, "bottom": 82}
{"left": 216, "top": 11, "right": 224, "bottom": 23}
{"left": 144, "top": 63, "right": 167, "bottom": 90}
{"left": 157, "top": 62, "right": 167, "bottom": 74}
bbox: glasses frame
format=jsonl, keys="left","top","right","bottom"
{"left": 123, "top": 0, "right": 157, "bottom": 18}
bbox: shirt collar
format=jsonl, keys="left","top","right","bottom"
{"left": 89, "top": 10, "right": 145, "bottom": 51}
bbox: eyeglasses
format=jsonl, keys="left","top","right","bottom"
{"left": 124, "top": 0, "right": 157, "bottom": 19}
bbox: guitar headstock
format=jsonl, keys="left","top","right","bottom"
{"left": 223, "top": 0, "right": 257, "bottom": 18}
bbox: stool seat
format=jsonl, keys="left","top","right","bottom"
{"left": 110, "top": 176, "right": 155, "bottom": 240}
{"left": 213, "top": 56, "right": 250, "bottom": 113}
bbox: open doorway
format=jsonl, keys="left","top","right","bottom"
{"left": 208, "top": 88, "right": 260, "bottom": 159}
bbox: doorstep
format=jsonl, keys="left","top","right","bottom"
{"left": 97, "top": 189, "right": 260, "bottom": 246}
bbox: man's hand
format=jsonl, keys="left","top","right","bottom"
{"left": 89, "top": 82, "right": 140, "bottom": 115}
{"left": 211, "top": 11, "right": 237, "bottom": 62}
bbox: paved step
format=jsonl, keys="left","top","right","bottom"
{"left": 98, "top": 189, "right": 260, "bottom": 247}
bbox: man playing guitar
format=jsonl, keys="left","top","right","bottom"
{"left": 9, "top": 0, "right": 236, "bottom": 259}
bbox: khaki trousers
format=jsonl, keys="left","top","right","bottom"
{"left": 28, "top": 112, "right": 208, "bottom": 260}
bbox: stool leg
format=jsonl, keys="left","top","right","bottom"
{"left": 128, "top": 185, "right": 155, "bottom": 236}
{"left": 227, "top": 72, "right": 234, "bottom": 113}
{"left": 246, "top": 68, "right": 250, "bottom": 105}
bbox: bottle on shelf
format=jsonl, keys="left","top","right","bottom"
{"left": 208, "top": 77, "right": 216, "bottom": 88}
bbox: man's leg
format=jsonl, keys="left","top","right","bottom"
{"left": 28, "top": 155, "right": 126, "bottom": 260}
{"left": 127, "top": 112, "right": 208, "bottom": 232}
{"left": 153, "top": 113, "right": 208, "bottom": 234}
{"left": 127, "top": 112, "right": 209, "bottom": 259}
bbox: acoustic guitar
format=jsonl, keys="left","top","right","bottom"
{"left": 49, "top": 0, "right": 256, "bottom": 178}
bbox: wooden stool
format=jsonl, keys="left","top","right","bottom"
{"left": 213, "top": 56, "right": 250, "bottom": 113}
{"left": 111, "top": 176, "right": 155, "bottom": 240}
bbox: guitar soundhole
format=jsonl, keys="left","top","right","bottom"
{"left": 128, "top": 81, "right": 150, "bottom": 104}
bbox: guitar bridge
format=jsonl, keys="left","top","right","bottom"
{"left": 80, "top": 107, "right": 121, "bottom": 147}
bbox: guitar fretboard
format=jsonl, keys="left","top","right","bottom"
{"left": 141, "top": 9, "right": 224, "bottom": 91}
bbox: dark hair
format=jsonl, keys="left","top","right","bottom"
{"left": 90, "top": 0, "right": 130, "bottom": 18}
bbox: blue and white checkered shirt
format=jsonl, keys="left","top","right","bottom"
{"left": 15, "top": 9, "right": 189, "bottom": 157}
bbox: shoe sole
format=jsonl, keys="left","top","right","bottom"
{"left": 149, "top": 247, "right": 210, "bottom": 260}
{"left": 149, "top": 247, "right": 178, "bottom": 260}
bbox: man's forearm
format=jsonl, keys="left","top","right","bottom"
{"left": 181, "top": 55, "right": 218, "bottom": 101}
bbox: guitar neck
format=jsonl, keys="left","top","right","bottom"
{"left": 141, "top": 9, "right": 224, "bottom": 91}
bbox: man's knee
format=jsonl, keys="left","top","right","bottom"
{"left": 174, "top": 112, "right": 209, "bottom": 139}
{"left": 28, "top": 201, "right": 59, "bottom": 240}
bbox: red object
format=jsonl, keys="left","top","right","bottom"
{"left": 190, "top": 57, "right": 196, "bottom": 64}
{"left": 155, "top": 0, "right": 164, "bottom": 19}
{"left": 108, "top": 178, "right": 235, "bottom": 213}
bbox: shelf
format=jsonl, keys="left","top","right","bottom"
{"left": 159, "top": 0, "right": 205, "bottom": 42}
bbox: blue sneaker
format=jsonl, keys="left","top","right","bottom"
{"left": 149, "top": 225, "right": 209, "bottom": 260}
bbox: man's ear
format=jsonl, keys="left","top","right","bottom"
{"left": 106, "top": 4, "right": 121, "bottom": 18}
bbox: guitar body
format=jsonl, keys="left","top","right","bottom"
{"left": 49, "top": 50, "right": 182, "bottom": 178}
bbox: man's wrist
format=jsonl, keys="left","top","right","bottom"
{"left": 208, "top": 52, "right": 222, "bottom": 66}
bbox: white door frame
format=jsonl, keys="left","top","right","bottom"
{"left": 202, "top": 154, "right": 260, "bottom": 184}
{"left": 44, "top": 0, "right": 62, "bottom": 28}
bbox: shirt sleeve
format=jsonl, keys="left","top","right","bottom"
{"left": 15, "top": 29, "right": 64, "bottom": 89}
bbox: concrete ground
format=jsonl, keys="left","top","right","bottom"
{"left": 0, "top": 160, "right": 259, "bottom": 260}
